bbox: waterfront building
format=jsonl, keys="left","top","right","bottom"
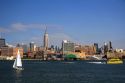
{"left": 75, "top": 45, "right": 96, "bottom": 55}
{"left": 1, "top": 47, "right": 23, "bottom": 58}
{"left": 0, "top": 46, "right": 9, "bottom": 56}
{"left": 67, "top": 51, "right": 86, "bottom": 60}
{"left": 107, "top": 51, "right": 123, "bottom": 59}
{"left": 35, "top": 51, "right": 44, "bottom": 59}
{"left": 116, "top": 49, "right": 124, "bottom": 53}
{"left": 83, "top": 45, "right": 95, "bottom": 55}
{"left": 27, "top": 51, "right": 36, "bottom": 58}
{"left": 9, "top": 47, "right": 23, "bottom": 58}
{"left": 62, "top": 40, "right": 75, "bottom": 54}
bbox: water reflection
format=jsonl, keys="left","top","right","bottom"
{"left": 14, "top": 70, "right": 22, "bottom": 83}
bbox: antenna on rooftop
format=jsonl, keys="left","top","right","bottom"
{"left": 44, "top": 24, "right": 47, "bottom": 34}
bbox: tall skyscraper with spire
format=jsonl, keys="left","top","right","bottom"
{"left": 43, "top": 26, "right": 49, "bottom": 50}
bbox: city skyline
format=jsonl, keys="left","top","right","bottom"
{"left": 0, "top": 0, "right": 125, "bottom": 49}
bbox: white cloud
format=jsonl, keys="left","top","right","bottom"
{"left": 0, "top": 23, "right": 63, "bottom": 33}
{"left": 11, "top": 23, "right": 45, "bottom": 31}
{"left": 0, "top": 23, "right": 75, "bottom": 47}
{"left": 10, "top": 23, "right": 63, "bottom": 32}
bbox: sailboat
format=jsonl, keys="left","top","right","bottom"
{"left": 13, "top": 50, "right": 24, "bottom": 70}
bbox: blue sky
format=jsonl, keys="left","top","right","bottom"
{"left": 0, "top": 0, "right": 125, "bottom": 49}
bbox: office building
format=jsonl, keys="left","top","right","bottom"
{"left": 29, "top": 42, "right": 36, "bottom": 52}
{"left": 21, "top": 44, "right": 28, "bottom": 53}
{"left": 0, "top": 38, "right": 5, "bottom": 48}
{"left": 94, "top": 43, "right": 99, "bottom": 54}
{"left": 108, "top": 41, "right": 113, "bottom": 51}
{"left": 104, "top": 42, "right": 108, "bottom": 55}
{"left": 1, "top": 47, "right": 23, "bottom": 58}
{"left": 43, "top": 27, "right": 49, "bottom": 50}
{"left": 62, "top": 40, "right": 75, "bottom": 54}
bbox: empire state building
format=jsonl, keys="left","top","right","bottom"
{"left": 43, "top": 27, "right": 49, "bottom": 50}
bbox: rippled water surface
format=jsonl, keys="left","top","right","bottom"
{"left": 0, "top": 60, "right": 125, "bottom": 83}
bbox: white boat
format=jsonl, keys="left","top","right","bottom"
{"left": 91, "top": 55, "right": 102, "bottom": 60}
{"left": 88, "top": 61, "right": 106, "bottom": 64}
{"left": 13, "top": 50, "right": 24, "bottom": 70}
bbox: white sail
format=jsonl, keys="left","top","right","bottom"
{"left": 16, "top": 50, "right": 22, "bottom": 67}
{"left": 13, "top": 49, "right": 23, "bottom": 70}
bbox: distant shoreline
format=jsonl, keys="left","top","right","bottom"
{"left": 0, "top": 59, "right": 124, "bottom": 61}
{"left": 0, "top": 59, "right": 107, "bottom": 61}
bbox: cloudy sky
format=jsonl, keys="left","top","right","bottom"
{"left": 0, "top": 0, "right": 125, "bottom": 49}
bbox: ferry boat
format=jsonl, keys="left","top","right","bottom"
{"left": 107, "top": 58, "right": 123, "bottom": 64}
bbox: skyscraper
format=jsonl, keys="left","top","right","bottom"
{"left": 21, "top": 44, "right": 28, "bottom": 53}
{"left": 43, "top": 26, "right": 49, "bottom": 50}
{"left": 29, "top": 42, "right": 35, "bottom": 52}
{"left": 62, "top": 40, "right": 75, "bottom": 54}
{"left": 0, "top": 38, "right": 5, "bottom": 48}
{"left": 94, "top": 43, "right": 98, "bottom": 54}
{"left": 108, "top": 41, "right": 112, "bottom": 51}
{"left": 104, "top": 42, "right": 108, "bottom": 55}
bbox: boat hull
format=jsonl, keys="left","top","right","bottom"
{"left": 107, "top": 61, "right": 123, "bottom": 64}
{"left": 107, "top": 58, "right": 123, "bottom": 64}
{"left": 14, "top": 67, "right": 24, "bottom": 70}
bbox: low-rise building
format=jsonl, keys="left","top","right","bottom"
{"left": 0, "top": 46, "right": 23, "bottom": 59}
{"left": 116, "top": 49, "right": 124, "bottom": 53}
{"left": 75, "top": 45, "right": 96, "bottom": 56}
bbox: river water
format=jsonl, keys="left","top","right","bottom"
{"left": 0, "top": 60, "right": 125, "bottom": 83}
